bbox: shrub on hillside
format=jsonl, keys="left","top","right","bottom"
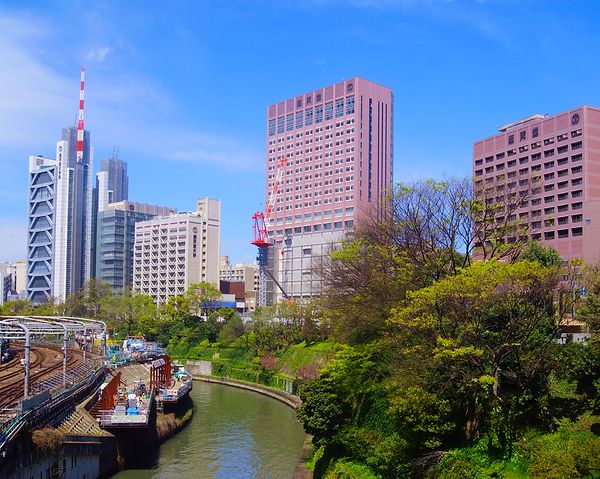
{"left": 527, "top": 419, "right": 600, "bottom": 479}
{"left": 31, "top": 428, "right": 63, "bottom": 454}
{"left": 323, "top": 459, "right": 382, "bottom": 479}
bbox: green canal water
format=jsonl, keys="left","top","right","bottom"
{"left": 111, "top": 381, "right": 307, "bottom": 479}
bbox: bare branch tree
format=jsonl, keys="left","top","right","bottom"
{"left": 472, "top": 173, "right": 541, "bottom": 262}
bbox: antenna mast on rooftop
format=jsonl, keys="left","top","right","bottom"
{"left": 76, "top": 66, "right": 85, "bottom": 163}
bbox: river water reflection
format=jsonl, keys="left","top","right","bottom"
{"left": 111, "top": 381, "right": 306, "bottom": 479}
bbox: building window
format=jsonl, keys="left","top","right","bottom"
{"left": 335, "top": 98, "right": 344, "bottom": 118}
{"left": 295, "top": 111, "right": 303, "bottom": 129}
{"left": 572, "top": 227, "right": 583, "bottom": 237}
{"left": 315, "top": 105, "right": 323, "bottom": 123}
{"left": 305, "top": 109, "right": 313, "bottom": 126}
{"left": 346, "top": 96, "right": 355, "bottom": 115}
{"left": 286, "top": 113, "right": 294, "bottom": 132}
{"left": 277, "top": 116, "right": 284, "bottom": 134}
{"left": 268, "top": 119, "right": 276, "bottom": 136}
{"left": 508, "top": 134, "right": 514, "bottom": 145}
{"left": 325, "top": 102, "right": 333, "bottom": 121}
{"left": 544, "top": 231, "right": 555, "bottom": 240}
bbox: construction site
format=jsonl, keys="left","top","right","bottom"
{"left": 0, "top": 316, "right": 193, "bottom": 479}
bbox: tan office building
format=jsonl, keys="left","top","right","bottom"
{"left": 132, "top": 198, "right": 221, "bottom": 303}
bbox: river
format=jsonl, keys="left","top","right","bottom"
{"left": 111, "top": 381, "right": 307, "bottom": 479}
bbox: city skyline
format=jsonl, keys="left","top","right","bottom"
{"left": 2, "top": 1, "right": 600, "bottom": 265}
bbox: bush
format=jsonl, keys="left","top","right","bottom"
{"left": 527, "top": 419, "right": 600, "bottom": 479}
{"left": 324, "top": 459, "right": 382, "bottom": 479}
{"left": 528, "top": 448, "right": 579, "bottom": 479}
{"left": 31, "top": 428, "right": 63, "bottom": 454}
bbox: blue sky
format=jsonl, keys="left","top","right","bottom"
{"left": 1, "top": 0, "right": 600, "bottom": 264}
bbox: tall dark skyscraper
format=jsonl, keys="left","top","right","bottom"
{"left": 99, "top": 157, "right": 128, "bottom": 205}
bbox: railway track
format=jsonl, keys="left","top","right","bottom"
{"left": 0, "top": 344, "right": 84, "bottom": 406}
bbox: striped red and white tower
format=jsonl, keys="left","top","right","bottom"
{"left": 76, "top": 66, "right": 85, "bottom": 163}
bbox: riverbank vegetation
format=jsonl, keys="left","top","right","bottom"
{"left": 3, "top": 178, "right": 600, "bottom": 478}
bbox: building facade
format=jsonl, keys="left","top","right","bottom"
{"left": 96, "top": 201, "right": 176, "bottom": 293}
{"left": 265, "top": 77, "right": 393, "bottom": 302}
{"left": 0, "top": 263, "right": 16, "bottom": 306}
{"left": 96, "top": 157, "right": 128, "bottom": 213}
{"left": 15, "top": 260, "right": 27, "bottom": 297}
{"left": 219, "top": 256, "right": 259, "bottom": 309}
{"left": 473, "top": 106, "right": 600, "bottom": 263}
{"left": 27, "top": 155, "right": 56, "bottom": 304}
{"left": 26, "top": 126, "right": 93, "bottom": 304}
{"left": 132, "top": 200, "right": 221, "bottom": 303}
{"left": 52, "top": 127, "right": 94, "bottom": 301}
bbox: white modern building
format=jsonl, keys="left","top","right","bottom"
{"left": 15, "top": 260, "right": 27, "bottom": 297}
{"left": 27, "top": 155, "right": 57, "bottom": 304}
{"left": 0, "top": 263, "right": 16, "bottom": 306}
{"left": 132, "top": 199, "right": 221, "bottom": 303}
{"left": 26, "top": 126, "right": 94, "bottom": 304}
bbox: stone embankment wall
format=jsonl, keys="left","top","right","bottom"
{"left": 192, "top": 374, "right": 302, "bottom": 408}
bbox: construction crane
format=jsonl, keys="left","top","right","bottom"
{"left": 252, "top": 157, "right": 290, "bottom": 307}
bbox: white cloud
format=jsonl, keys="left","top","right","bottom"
{"left": 0, "top": 10, "right": 254, "bottom": 173}
{"left": 0, "top": 14, "right": 72, "bottom": 149}
{"left": 86, "top": 45, "right": 111, "bottom": 62}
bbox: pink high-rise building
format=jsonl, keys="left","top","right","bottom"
{"left": 473, "top": 106, "right": 600, "bottom": 263}
{"left": 265, "top": 77, "right": 393, "bottom": 302}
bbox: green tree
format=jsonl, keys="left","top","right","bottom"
{"left": 61, "top": 279, "right": 111, "bottom": 318}
{"left": 578, "top": 266, "right": 600, "bottom": 333}
{"left": 471, "top": 175, "right": 538, "bottom": 262}
{"left": 318, "top": 238, "right": 415, "bottom": 344}
{"left": 297, "top": 343, "right": 390, "bottom": 446}
{"left": 519, "top": 242, "right": 563, "bottom": 268}
{"left": 0, "top": 299, "right": 35, "bottom": 316}
{"left": 184, "top": 282, "right": 221, "bottom": 317}
{"left": 389, "top": 260, "right": 561, "bottom": 445}
{"left": 102, "top": 293, "right": 158, "bottom": 338}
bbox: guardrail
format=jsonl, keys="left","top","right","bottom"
{"left": 0, "top": 363, "right": 106, "bottom": 454}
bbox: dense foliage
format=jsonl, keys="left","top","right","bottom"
{"left": 297, "top": 180, "right": 600, "bottom": 478}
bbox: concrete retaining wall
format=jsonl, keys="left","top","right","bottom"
{"left": 192, "top": 374, "right": 301, "bottom": 408}
{"left": 185, "top": 360, "right": 212, "bottom": 376}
